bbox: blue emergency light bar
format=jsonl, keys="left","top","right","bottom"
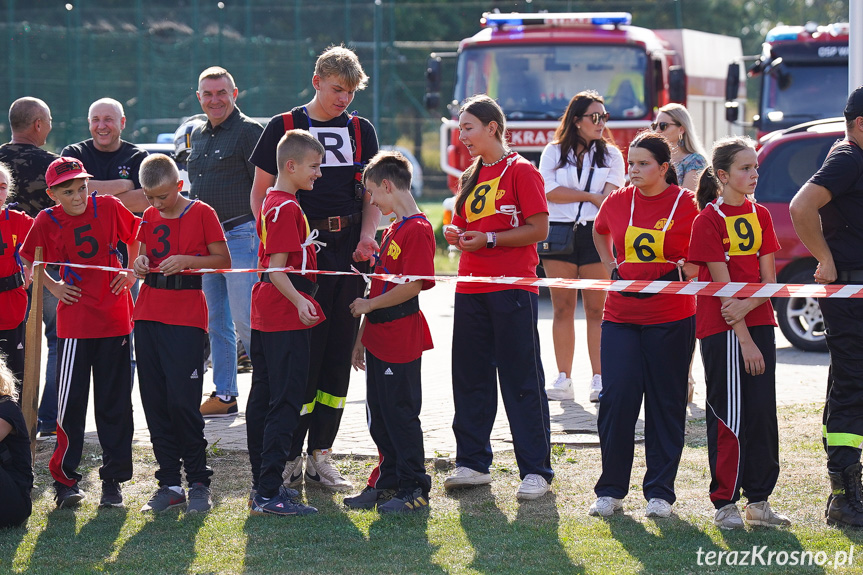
{"left": 481, "top": 12, "right": 632, "bottom": 30}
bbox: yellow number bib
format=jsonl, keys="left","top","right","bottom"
{"left": 465, "top": 176, "right": 501, "bottom": 223}
{"left": 724, "top": 212, "right": 762, "bottom": 256}
{"left": 624, "top": 226, "right": 667, "bottom": 263}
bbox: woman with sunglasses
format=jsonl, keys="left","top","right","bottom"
{"left": 652, "top": 104, "right": 708, "bottom": 191}
{"left": 443, "top": 95, "right": 553, "bottom": 500}
{"left": 538, "top": 91, "right": 625, "bottom": 403}
{"left": 589, "top": 131, "right": 698, "bottom": 518}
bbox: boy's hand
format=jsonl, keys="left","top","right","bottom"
{"left": 158, "top": 255, "right": 191, "bottom": 276}
{"left": 351, "top": 340, "right": 366, "bottom": 371}
{"left": 110, "top": 270, "right": 136, "bottom": 295}
{"left": 352, "top": 236, "right": 379, "bottom": 262}
{"left": 349, "top": 297, "right": 373, "bottom": 318}
{"left": 443, "top": 225, "right": 463, "bottom": 246}
{"left": 721, "top": 298, "right": 753, "bottom": 325}
{"left": 133, "top": 255, "right": 150, "bottom": 277}
{"left": 48, "top": 281, "right": 82, "bottom": 306}
{"left": 739, "top": 339, "right": 765, "bottom": 376}
{"left": 296, "top": 298, "right": 320, "bottom": 326}
{"left": 458, "top": 230, "right": 486, "bottom": 252}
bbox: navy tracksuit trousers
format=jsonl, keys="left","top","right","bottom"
{"left": 451, "top": 290, "right": 553, "bottom": 482}
{"left": 595, "top": 316, "right": 695, "bottom": 503}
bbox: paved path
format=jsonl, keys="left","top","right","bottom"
{"left": 71, "top": 282, "right": 828, "bottom": 457}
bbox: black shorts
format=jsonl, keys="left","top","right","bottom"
{"left": 540, "top": 221, "right": 601, "bottom": 267}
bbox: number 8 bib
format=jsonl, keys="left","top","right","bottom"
{"left": 465, "top": 176, "right": 502, "bottom": 223}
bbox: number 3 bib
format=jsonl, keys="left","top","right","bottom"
{"left": 623, "top": 189, "right": 685, "bottom": 263}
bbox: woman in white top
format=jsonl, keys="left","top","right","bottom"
{"left": 538, "top": 90, "right": 625, "bottom": 403}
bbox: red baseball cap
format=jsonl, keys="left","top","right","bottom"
{"left": 45, "top": 157, "right": 94, "bottom": 188}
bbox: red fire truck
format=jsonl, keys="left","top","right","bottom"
{"left": 425, "top": 11, "right": 744, "bottom": 196}
{"left": 725, "top": 21, "right": 849, "bottom": 139}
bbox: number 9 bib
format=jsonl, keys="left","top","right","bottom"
{"left": 624, "top": 226, "right": 667, "bottom": 263}
{"left": 725, "top": 213, "right": 762, "bottom": 256}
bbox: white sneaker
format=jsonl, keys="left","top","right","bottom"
{"left": 305, "top": 449, "right": 352, "bottom": 491}
{"left": 443, "top": 466, "right": 492, "bottom": 490}
{"left": 714, "top": 503, "right": 744, "bottom": 530}
{"left": 589, "top": 374, "right": 602, "bottom": 403}
{"left": 745, "top": 501, "right": 791, "bottom": 526}
{"left": 546, "top": 372, "right": 574, "bottom": 401}
{"left": 645, "top": 498, "right": 673, "bottom": 518}
{"left": 516, "top": 474, "right": 550, "bottom": 500}
{"left": 588, "top": 496, "right": 623, "bottom": 517}
{"left": 283, "top": 455, "right": 303, "bottom": 488}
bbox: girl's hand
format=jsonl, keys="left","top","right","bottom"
{"left": 458, "top": 230, "right": 486, "bottom": 252}
{"left": 133, "top": 255, "right": 150, "bottom": 277}
{"left": 443, "top": 225, "right": 463, "bottom": 246}
{"left": 48, "top": 281, "right": 82, "bottom": 306}
{"left": 158, "top": 255, "right": 191, "bottom": 276}
{"left": 739, "top": 339, "right": 765, "bottom": 376}
{"left": 351, "top": 341, "right": 366, "bottom": 371}
{"left": 110, "top": 270, "right": 135, "bottom": 295}
{"left": 349, "top": 297, "right": 373, "bottom": 318}
{"left": 296, "top": 298, "right": 320, "bottom": 326}
{"left": 721, "top": 298, "right": 752, "bottom": 325}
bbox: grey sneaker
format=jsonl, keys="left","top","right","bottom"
{"left": 714, "top": 503, "right": 744, "bottom": 530}
{"left": 344, "top": 486, "right": 397, "bottom": 510}
{"left": 546, "top": 372, "right": 574, "bottom": 401}
{"left": 443, "top": 466, "right": 492, "bottom": 490}
{"left": 516, "top": 474, "right": 550, "bottom": 500}
{"left": 745, "top": 501, "right": 791, "bottom": 527}
{"left": 588, "top": 496, "right": 623, "bottom": 517}
{"left": 186, "top": 483, "right": 213, "bottom": 514}
{"left": 645, "top": 498, "right": 673, "bottom": 518}
{"left": 378, "top": 488, "right": 429, "bottom": 514}
{"left": 55, "top": 483, "right": 86, "bottom": 509}
{"left": 99, "top": 480, "right": 124, "bottom": 509}
{"left": 141, "top": 486, "right": 186, "bottom": 512}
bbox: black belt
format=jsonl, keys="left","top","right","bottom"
{"left": 222, "top": 213, "right": 255, "bottom": 232}
{"left": 613, "top": 267, "right": 681, "bottom": 299}
{"left": 308, "top": 212, "right": 362, "bottom": 233}
{"left": 367, "top": 296, "right": 420, "bottom": 324}
{"left": 260, "top": 272, "right": 319, "bottom": 298}
{"left": 837, "top": 270, "right": 863, "bottom": 283}
{"left": 144, "top": 273, "right": 203, "bottom": 290}
{"left": 0, "top": 272, "right": 24, "bottom": 293}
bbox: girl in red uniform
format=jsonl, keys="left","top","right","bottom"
{"left": 689, "top": 137, "right": 790, "bottom": 529}
{"left": 0, "top": 163, "right": 33, "bottom": 393}
{"left": 590, "top": 132, "right": 698, "bottom": 518}
{"left": 443, "top": 95, "right": 553, "bottom": 500}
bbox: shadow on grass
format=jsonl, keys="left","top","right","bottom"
{"left": 0, "top": 518, "right": 27, "bottom": 569}
{"left": 717, "top": 523, "right": 826, "bottom": 573}
{"left": 456, "top": 489, "right": 583, "bottom": 574}
{"left": 606, "top": 514, "right": 717, "bottom": 573}
{"left": 111, "top": 507, "right": 203, "bottom": 573}
{"left": 26, "top": 504, "right": 128, "bottom": 572}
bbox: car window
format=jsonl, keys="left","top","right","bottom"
{"left": 756, "top": 135, "right": 839, "bottom": 202}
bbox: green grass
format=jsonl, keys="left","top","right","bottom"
{"left": 3, "top": 404, "right": 863, "bottom": 574}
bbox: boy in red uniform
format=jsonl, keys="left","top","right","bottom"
{"left": 132, "top": 154, "right": 230, "bottom": 514}
{"left": 20, "top": 157, "right": 139, "bottom": 509}
{"left": 248, "top": 130, "right": 325, "bottom": 516}
{"left": 344, "top": 150, "right": 436, "bottom": 513}
{"left": 0, "top": 163, "right": 33, "bottom": 392}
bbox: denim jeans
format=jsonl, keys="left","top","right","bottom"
{"left": 202, "top": 220, "right": 258, "bottom": 398}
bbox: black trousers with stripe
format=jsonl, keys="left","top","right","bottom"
{"left": 49, "top": 335, "right": 133, "bottom": 488}
{"left": 247, "top": 328, "right": 309, "bottom": 498}
{"left": 595, "top": 316, "right": 695, "bottom": 503}
{"left": 365, "top": 352, "right": 431, "bottom": 494}
{"left": 702, "top": 326, "right": 779, "bottom": 508}
{"left": 135, "top": 321, "right": 212, "bottom": 487}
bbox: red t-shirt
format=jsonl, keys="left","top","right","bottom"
{"left": 362, "top": 215, "right": 435, "bottom": 363}
{"left": 452, "top": 154, "right": 548, "bottom": 294}
{"left": 689, "top": 198, "right": 780, "bottom": 339}
{"left": 251, "top": 190, "right": 325, "bottom": 332}
{"left": 0, "top": 208, "right": 33, "bottom": 330}
{"left": 133, "top": 200, "right": 225, "bottom": 331}
{"left": 594, "top": 184, "right": 698, "bottom": 325}
{"left": 20, "top": 195, "right": 139, "bottom": 338}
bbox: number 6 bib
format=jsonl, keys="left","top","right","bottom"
{"left": 623, "top": 189, "right": 685, "bottom": 264}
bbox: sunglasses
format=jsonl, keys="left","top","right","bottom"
{"left": 650, "top": 121, "right": 680, "bottom": 132}
{"left": 582, "top": 112, "right": 610, "bottom": 124}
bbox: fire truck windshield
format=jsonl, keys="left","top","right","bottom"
{"left": 455, "top": 44, "right": 648, "bottom": 120}
{"left": 761, "top": 63, "right": 847, "bottom": 132}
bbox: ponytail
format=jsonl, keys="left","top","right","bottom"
{"left": 696, "top": 166, "right": 720, "bottom": 210}
{"left": 665, "top": 162, "right": 679, "bottom": 186}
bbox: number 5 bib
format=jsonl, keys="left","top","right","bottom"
{"left": 623, "top": 189, "right": 685, "bottom": 264}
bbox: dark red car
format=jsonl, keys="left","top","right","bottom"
{"left": 756, "top": 117, "right": 845, "bottom": 351}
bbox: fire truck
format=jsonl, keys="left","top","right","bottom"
{"left": 425, "top": 11, "right": 744, "bottom": 195}
{"left": 725, "top": 21, "right": 849, "bottom": 139}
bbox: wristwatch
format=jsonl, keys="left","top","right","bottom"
{"left": 486, "top": 231, "right": 497, "bottom": 249}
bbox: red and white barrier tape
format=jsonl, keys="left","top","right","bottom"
{"left": 32, "top": 260, "right": 854, "bottom": 298}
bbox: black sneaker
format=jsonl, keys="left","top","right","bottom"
{"left": 99, "top": 480, "right": 124, "bottom": 508}
{"left": 344, "top": 486, "right": 397, "bottom": 510}
{"left": 186, "top": 482, "right": 213, "bottom": 514}
{"left": 141, "top": 486, "right": 186, "bottom": 512}
{"left": 55, "top": 483, "right": 85, "bottom": 509}
{"left": 377, "top": 488, "right": 429, "bottom": 514}
{"left": 251, "top": 486, "right": 317, "bottom": 517}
